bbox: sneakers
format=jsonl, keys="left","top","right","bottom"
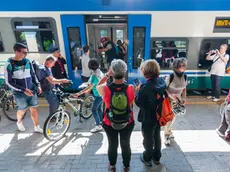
{"left": 108, "top": 165, "right": 116, "bottom": 172}
{"left": 140, "top": 154, "right": 152, "bottom": 167}
{"left": 90, "top": 125, "right": 102, "bottom": 133}
{"left": 34, "top": 125, "right": 43, "bottom": 133}
{"left": 17, "top": 122, "right": 26, "bottom": 132}
{"left": 225, "top": 131, "right": 230, "bottom": 141}
{"left": 216, "top": 129, "right": 225, "bottom": 137}
{"left": 213, "top": 98, "right": 220, "bottom": 102}
{"left": 207, "top": 96, "right": 214, "bottom": 99}
{"left": 164, "top": 136, "right": 171, "bottom": 146}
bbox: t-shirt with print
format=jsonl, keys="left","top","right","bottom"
{"left": 210, "top": 54, "right": 230, "bottom": 76}
{"left": 165, "top": 73, "right": 187, "bottom": 99}
{"left": 88, "top": 69, "right": 104, "bottom": 97}
{"left": 40, "top": 67, "right": 54, "bottom": 91}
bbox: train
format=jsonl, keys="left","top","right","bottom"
{"left": 0, "top": 0, "right": 230, "bottom": 93}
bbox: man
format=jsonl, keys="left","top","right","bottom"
{"left": 4, "top": 43, "right": 43, "bottom": 133}
{"left": 81, "top": 45, "right": 91, "bottom": 82}
{"left": 39, "top": 56, "right": 70, "bottom": 116}
{"left": 50, "top": 47, "right": 68, "bottom": 79}
{"left": 96, "top": 37, "right": 117, "bottom": 66}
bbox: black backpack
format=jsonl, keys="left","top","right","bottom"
{"left": 31, "top": 60, "right": 45, "bottom": 82}
{"left": 106, "top": 83, "right": 130, "bottom": 130}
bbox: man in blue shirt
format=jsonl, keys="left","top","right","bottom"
{"left": 4, "top": 43, "right": 43, "bottom": 133}
{"left": 40, "top": 56, "right": 70, "bottom": 116}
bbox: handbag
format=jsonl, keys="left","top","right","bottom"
{"left": 208, "top": 56, "right": 220, "bottom": 72}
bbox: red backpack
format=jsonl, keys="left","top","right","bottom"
{"left": 156, "top": 92, "right": 174, "bottom": 126}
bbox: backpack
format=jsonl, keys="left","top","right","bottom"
{"left": 31, "top": 60, "right": 45, "bottom": 82}
{"left": 156, "top": 92, "right": 174, "bottom": 126}
{"left": 106, "top": 83, "right": 130, "bottom": 130}
{"left": 168, "top": 73, "right": 187, "bottom": 88}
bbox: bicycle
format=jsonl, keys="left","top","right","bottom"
{"left": 43, "top": 83, "right": 95, "bottom": 141}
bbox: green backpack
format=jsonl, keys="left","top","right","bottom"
{"left": 107, "top": 83, "right": 130, "bottom": 130}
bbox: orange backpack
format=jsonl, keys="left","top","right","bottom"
{"left": 156, "top": 92, "right": 174, "bottom": 126}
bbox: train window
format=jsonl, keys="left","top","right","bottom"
{"left": 133, "top": 27, "right": 146, "bottom": 69}
{"left": 116, "top": 30, "right": 124, "bottom": 42}
{"left": 100, "top": 30, "right": 108, "bottom": 38}
{"left": 0, "top": 32, "right": 4, "bottom": 52}
{"left": 67, "top": 27, "right": 82, "bottom": 70}
{"left": 12, "top": 18, "right": 57, "bottom": 53}
{"left": 198, "top": 38, "right": 230, "bottom": 69}
{"left": 150, "top": 39, "right": 188, "bottom": 69}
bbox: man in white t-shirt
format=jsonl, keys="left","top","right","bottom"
{"left": 81, "top": 45, "right": 91, "bottom": 82}
{"left": 206, "top": 44, "right": 229, "bottom": 102}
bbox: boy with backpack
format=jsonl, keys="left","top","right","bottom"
{"left": 32, "top": 56, "right": 70, "bottom": 116}
{"left": 164, "top": 58, "right": 188, "bottom": 145}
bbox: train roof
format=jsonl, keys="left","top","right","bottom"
{"left": 0, "top": 0, "right": 230, "bottom": 11}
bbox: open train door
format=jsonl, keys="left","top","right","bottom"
{"left": 61, "top": 15, "right": 86, "bottom": 87}
{"left": 128, "top": 14, "right": 151, "bottom": 83}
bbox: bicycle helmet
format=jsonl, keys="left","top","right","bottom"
{"left": 100, "top": 37, "right": 107, "bottom": 44}
{"left": 171, "top": 99, "right": 186, "bottom": 116}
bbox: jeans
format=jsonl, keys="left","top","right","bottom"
{"left": 142, "top": 123, "right": 162, "bottom": 162}
{"left": 103, "top": 122, "right": 134, "bottom": 168}
{"left": 43, "top": 90, "right": 60, "bottom": 116}
{"left": 92, "top": 96, "right": 103, "bottom": 125}
{"left": 14, "top": 91, "right": 38, "bottom": 110}
{"left": 211, "top": 74, "right": 222, "bottom": 99}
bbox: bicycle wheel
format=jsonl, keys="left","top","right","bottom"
{"left": 43, "top": 110, "right": 71, "bottom": 141}
{"left": 80, "top": 94, "right": 94, "bottom": 119}
{"left": 2, "top": 95, "right": 26, "bottom": 121}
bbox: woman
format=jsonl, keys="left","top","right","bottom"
{"left": 97, "top": 59, "right": 135, "bottom": 172}
{"left": 135, "top": 59, "right": 166, "bottom": 166}
{"left": 206, "top": 44, "right": 229, "bottom": 102}
{"left": 73, "top": 58, "right": 104, "bottom": 133}
{"left": 164, "top": 58, "right": 188, "bottom": 145}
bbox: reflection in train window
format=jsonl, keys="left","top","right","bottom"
{"left": 67, "top": 27, "right": 82, "bottom": 70}
{"left": 198, "top": 38, "right": 230, "bottom": 69}
{"left": 0, "top": 32, "right": 4, "bottom": 52}
{"left": 133, "top": 27, "right": 145, "bottom": 69}
{"left": 100, "top": 30, "right": 108, "bottom": 38}
{"left": 12, "top": 18, "right": 57, "bottom": 53}
{"left": 150, "top": 39, "right": 188, "bottom": 69}
{"left": 116, "top": 30, "right": 124, "bottom": 42}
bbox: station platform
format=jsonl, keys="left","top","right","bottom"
{"left": 0, "top": 96, "right": 230, "bottom": 172}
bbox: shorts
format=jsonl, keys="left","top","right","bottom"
{"left": 14, "top": 91, "right": 38, "bottom": 111}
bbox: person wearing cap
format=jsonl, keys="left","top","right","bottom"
{"left": 4, "top": 43, "right": 43, "bottom": 133}
{"left": 39, "top": 56, "right": 70, "bottom": 116}
{"left": 96, "top": 37, "right": 117, "bottom": 66}
{"left": 50, "top": 47, "right": 68, "bottom": 79}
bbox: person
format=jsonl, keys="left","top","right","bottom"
{"left": 97, "top": 59, "right": 135, "bottom": 172}
{"left": 4, "top": 43, "right": 43, "bottom": 133}
{"left": 117, "top": 40, "right": 126, "bottom": 60}
{"left": 216, "top": 89, "right": 230, "bottom": 141}
{"left": 206, "top": 44, "right": 229, "bottom": 102}
{"left": 37, "top": 56, "right": 70, "bottom": 116}
{"left": 73, "top": 58, "right": 104, "bottom": 133}
{"left": 164, "top": 58, "right": 188, "bottom": 145}
{"left": 135, "top": 59, "right": 166, "bottom": 166}
{"left": 50, "top": 46, "right": 68, "bottom": 79}
{"left": 81, "top": 45, "right": 91, "bottom": 82}
{"left": 96, "top": 37, "right": 117, "bottom": 66}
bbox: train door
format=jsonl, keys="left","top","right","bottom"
{"left": 61, "top": 15, "right": 86, "bottom": 87}
{"left": 127, "top": 14, "right": 151, "bottom": 83}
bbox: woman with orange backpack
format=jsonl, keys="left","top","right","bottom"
{"left": 135, "top": 59, "right": 166, "bottom": 166}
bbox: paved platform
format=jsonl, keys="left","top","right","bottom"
{"left": 0, "top": 97, "right": 230, "bottom": 172}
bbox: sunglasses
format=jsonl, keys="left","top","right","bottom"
{"left": 20, "top": 51, "right": 28, "bottom": 55}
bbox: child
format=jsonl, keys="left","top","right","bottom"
{"left": 73, "top": 58, "right": 104, "bottom": 133}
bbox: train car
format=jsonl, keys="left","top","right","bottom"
{"left": 0, "top": 0, "right": 230, "bottom": 92}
